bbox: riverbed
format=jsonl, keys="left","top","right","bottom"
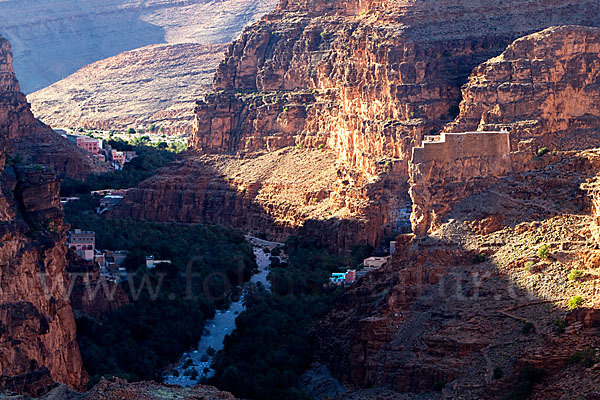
{"left": 163, "top": 236, "right": 280, "bottom": 386}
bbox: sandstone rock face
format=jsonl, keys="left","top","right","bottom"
{"left": 409, "top": 131, "right": 512, "bottom": 236}
{"left": 109, "top": 148, "right": 402, "bottom": 249}
{"left": 0, "top": 37, "right": 109, "bottom": 179}
{"left": 126, "top": 0, "right": 600, "bottom": 249}
{"left": 446, "top": 25, "right": 600, "bottom": 152}
{"left": 66, "top": 255, "right": 129, "bottom": 320}
{"left": 29, "top": 43, "right": 228, "bottom": 136}
{"left": 191, "top": 0, "right": 600, "bottom": 173}
{"left": 0, "top": 0, "right": 277, "bottom": 93}
{"left": 0, "top": 165, "right": 87, "bottom": 395}
{"left": 314, "top": 148, "right": 600, "bottom": 399}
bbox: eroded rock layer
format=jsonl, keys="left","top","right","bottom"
{"left": 314, "top": 149, "right": 600, "bottom": 399}
{"left": 0, "top": 37, "right": 109, "bottom": 179}
{"left": 191, "top": 0, "right": 600, "bottom": 174}
{"left": 124, "top": 0, "right": 600, "bottom": 249}
{"left": 0, "top": 165, "right": 87, "bottom": 395}
{"left": 409, "top": 131, "right": 512, "bottom": 236}
{"left": 446, "top": 25, "right": 600, "bottom": 152}
{"left": 29, "top": 43, "right": 227, "bottom": 136}
{"left": 109, "top": 148, "right": 403, "bottom": 249}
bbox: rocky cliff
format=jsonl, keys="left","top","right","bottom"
{"left": 0, "top": 164, "right": 87, "bottom": 396}
{"left": 409, "top": 131, "right": 512, "bottom": 236}
{"left": 446, "top": 25, "right": 600, "bottom": 153}
{"left": 0, "top": 37, "right": 108, "bottom": 180}
{"left": 314, "top": 147, "right": 600, "bottom": 399}
{"left": 109, "top": 149, "right": 402, "bottom": 249}
{"left": 409, "top": 25, "right": 600, "bottom": 237}
{"left": 115, "top": 0, "right": 600, "bottom": 249}
{"left": 311, "top": 23, "right": 600, "bottom": 397}
{"left": 0, "top": 36, "right": 88, "bottom": 396}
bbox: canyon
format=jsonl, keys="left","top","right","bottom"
{"left": 112, "top": 0, "right": 600, "bottom": 252}
{"left": 0, "top": 32, "right": 237, "bottom": 399}
{"left": 25, "top": 0, "right": 278, "bottom": 134}
{"left": 3, "top": 0, "right": 600, "bottom": 398}
{"left": 311, "top": 24, "right": 600, "bottom": 399}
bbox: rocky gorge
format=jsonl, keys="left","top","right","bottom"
{"left": 3, "top": 0, "right": 600, "bottom": 398}
{"left": 112, "top": 0, "right": 600, "bottom": 252}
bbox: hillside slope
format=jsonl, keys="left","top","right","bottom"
{"left": 0, "top": 0, "right": 276, "bottom": 93}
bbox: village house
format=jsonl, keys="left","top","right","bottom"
{"left": 111, "top": 150, "right": 126, "bottom": 168}
{"left": 68, "top": 229, "right": 95, "bottom": 261}
{"left": 76, "top": 136, "right": 103, "bottom": 154}
{"left": 146, "top": 255, "right": 172, "bottom": 269}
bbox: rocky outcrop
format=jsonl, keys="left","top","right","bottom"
{"left": 66, "top": 255, "right": 129, "bottom": 320}
{"left": 109, "top": 149, "right": 403, "bottom": 249}
{"left": 0, "top": 37, "right": 109, "bottom": 179}
{"left": 191, "top": 0, "right": 600, "bottom": 173}
{"left": 409, "top": 131, "right": 512, "bottom": 236}
{"left": 0, "top": 36, "right": 87, "bottom": 396}
{"left": 0, "top": 164, "right": 87, "bottom": 395}
{"left": 446, "top": 25, "right": 600, "bottom": 152}
{"left": 2, "top": 377, "right": 236, "bottom": 399}
{"left": 314, "top": 148, "right": 600, "bottom": 399}
{"left": 121, "top": 0, "right": 600, "bottom": 249}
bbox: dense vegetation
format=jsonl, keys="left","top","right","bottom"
{"left": 61, "top": 136, "right": 184, "bottom": 196}
{"left": 65, "top": 205, "right": 256, "bottom": 386}
{"left": 210, "top": 238, "right": 371, "bottom": 399}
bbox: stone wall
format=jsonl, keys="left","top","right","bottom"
{"left": 409, "top": 131, "right": 511, "bottom": 236}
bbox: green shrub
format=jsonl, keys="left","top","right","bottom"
{"left": 493, "top": 366, "right": 504, "bottom": 380}
{"left": 569, "top": 295, "right": 584, "bottom": 310}
{"left": 524, "top": 261, "right": 535, "bottom": 273}
{"left": 318, "top": 144, "right": 324, "bottom": 149}
{"left": 521, "top": 322, "right": 535, "bottom": 335}
{"left": 432, "top": 381, "right": 445, "bottom": 392}
{"left": 295, "top": 143, "right": 303, "bottom": 149}
{"left": 537, "top": 244, "right": 550, "bottom": 259}
{"left": 537, "top": 147, "right": 550, "bottom": 157}
{"left": 473, "top": 253, "right": 486, "bottom": 264}
{"left": 569, "top": 348, "right": 598, "bottom": 368}
{"left": 127, "top": 127, "right": 136, "bottom": 134}
{"left": 553, "top": 318, "right": 566, "bottom": 334}
{"left": 568, "top": 269, "right": 584, "bottom": 281}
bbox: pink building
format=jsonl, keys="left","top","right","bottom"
{"left": 68, "top": 229, "right": 95, "bottom": 261}
{"left": 76, "top": 137, "right": 102, "bottom": 154}
{"left": 111, "top": 150, "right": 126, "bottom": 166}
{"left": 344, "top": 270, "right": 356, "bottom": 284}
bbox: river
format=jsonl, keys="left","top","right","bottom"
{"left": 163, "top": 236, "right": 280, "bottom": 386}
